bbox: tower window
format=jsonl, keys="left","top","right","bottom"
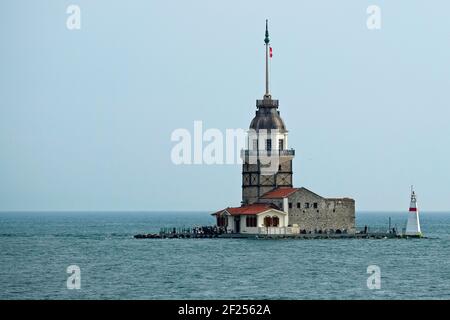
{"left": 313, "top": 203, "right": 318, "bottom": 209}
{"left": 297, "top": 202, "right": 301, "bottom": 208}
{"left": 305, "top": 203, "right": 310, "bottom": 209}
{"left": 288, "top": 202, "right": 292, "bottom": 209}
{"left": 278, "top": 139, "right": 284, "bottom": 150}
{"left": 266, "top": 139, "right": 272, "bottom": 151}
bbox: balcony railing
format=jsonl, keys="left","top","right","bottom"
{"left": 241, "top": 149, "right": 295, "bottom": 157}
{"left": 257, "top": 227, "right": 300, "bottom": 235}
{"left": 256, "top": 99, "right": 279, "bottom": 108}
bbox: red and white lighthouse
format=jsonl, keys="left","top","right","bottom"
{"left": 405, "top": 186, "right": 422, "bottom": 237}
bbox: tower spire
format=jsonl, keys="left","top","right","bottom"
{"left": 264, "top": 19, "right": 271, "bottom": 99}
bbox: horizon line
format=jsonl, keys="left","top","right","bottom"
{"left": 0, "top": 210, "right": 449, "bottom": 214}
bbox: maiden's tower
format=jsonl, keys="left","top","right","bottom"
{"left": 213, "top": 21, "right": 356, "bottom": 235}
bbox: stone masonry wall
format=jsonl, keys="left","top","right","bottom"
{"left": 260, "top": 188, "right": 355, "bottom": 233}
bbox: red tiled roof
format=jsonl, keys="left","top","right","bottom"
{"left": 212, "top": 203, "right": 281, "bottom": 216}
{"left": 260, "top": 187, "right": 298, "bottom": 199}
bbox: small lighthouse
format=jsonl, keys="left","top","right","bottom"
{"left": 405, "top": 186, "right": 422, "bottom": 237}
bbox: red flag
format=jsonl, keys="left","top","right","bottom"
{"left": 269, "top": 47, "right": 273, "bottom": 58}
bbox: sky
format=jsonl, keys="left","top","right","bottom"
{"left": 0, "top": 0, "right": 449, "bottom": 212}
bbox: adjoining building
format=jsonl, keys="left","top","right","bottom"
{"left": 212, "top": 21, "right": 355, "bottom": 235}
{"left": 213, "top": 204, "right": 288, "bottom": 235}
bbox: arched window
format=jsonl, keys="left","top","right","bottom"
{"left": 272, "top": 216, "right": 279, "bottom": 227}
{"left": 266, "top": 139, "right": 272, "bottom": 151}
{"left": 264, "top": 216, "right": 272, "bottom": 227}
{"left": 216, "top": 216, "right": 221, "bottom": 227}
{"left": 278, "top": 139, "right": 284, "bottom": 150}
{"left": 217, "top": 215, "right": 227, "bottom": 227}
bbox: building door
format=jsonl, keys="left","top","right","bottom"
{"left": 234, "top": 216, "right": 240, "bottom": 233}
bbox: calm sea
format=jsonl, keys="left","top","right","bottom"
{"left": 0, "top": 211, "right": 449, "bottom": 300}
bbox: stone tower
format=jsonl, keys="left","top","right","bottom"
{"left": 241, "top": 20, "right": 295, "bottom": 205}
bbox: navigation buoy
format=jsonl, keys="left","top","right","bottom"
{"left": 405, "top": 186, "right": 422, "bottom": 237}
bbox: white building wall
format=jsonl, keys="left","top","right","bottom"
{"left": 234, "top": 210, "right": 288, "bottom": 234}
{"left": 240, "top": 226, "right": 259, "bottom": 234}
{"left": 256, "top": 210, "right": 287, "bottom": 228}
{"left": 282, "top": 198, "right": 288, "bottom": 213}
{"left": 240, "top": 217, "right": 247, "bottom": 233}
{"left": 226, "top": 215, "right": 234, "bottom": 233}
{"left": 247, "top": 130, "right": 289, "bottom": 151}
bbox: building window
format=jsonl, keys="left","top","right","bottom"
{"left": 313, "top": 203, "right": 318, "bottom": 209}
{"left": 272, "top": 216, "right": 279, "bottom": 227}
{"left": 266, "top": 139, "right": 272, "bottom": 151}
{"left": 297, "top": 202, "right": 301, "bottom": 208}
{"left": 305, "top": 203, "right": 310, "bottom": 209}
{"left": 264, "top": 216, "right": 273, "bottom": 227}
{"left": 278, "top": 139, "right": 284, "bottom": 150}
{"left": 263, "top": 216, "right": 280, "bottom": 227}
{"left": 289, "top": 202, "right": 292, "bottom": 209}
{"left": 246, "top": 216, "right": 257, "bottom": 227}
{"left": 217, "top": 215, "right": 227, "bottom": 227}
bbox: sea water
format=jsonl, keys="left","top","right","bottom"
{"left": 0, "top": 211, "right": 449, "bottom": 299}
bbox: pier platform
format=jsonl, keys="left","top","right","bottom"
{"left": 133, "top": 226, "right": 422, "bottom": 240}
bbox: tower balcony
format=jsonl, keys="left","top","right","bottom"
{"left": 256, "top": 99, "right": 279, "bottom": 108}
{"left": 240, "top": 149, "right": 295, "bottom": 158}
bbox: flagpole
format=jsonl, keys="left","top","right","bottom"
{"left": 264, "top": 19, "right": 270, "bottom": 99}
{"left": 269, "top": 47, "right": 272, "bottom": 97}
